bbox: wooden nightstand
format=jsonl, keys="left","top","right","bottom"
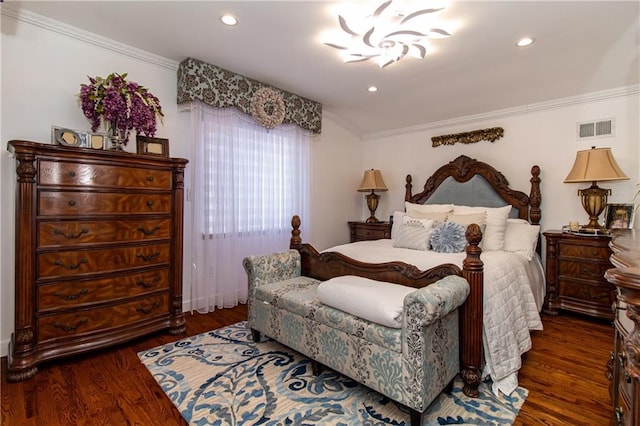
{"left": 348, "top": 221, "right": 392, "bottom": 242}
{"left": 543, "top": 230, "right": 614, "bottom": 320}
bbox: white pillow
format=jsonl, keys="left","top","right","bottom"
{"left": 446, "top": 212, "right": 487, "bottom": 227}
{"left": 391, "top": 211, "right": 405, "bottom": 239}
{"left": 405, "top": 202, "right": 454, "bottom": 215}
{"left": 393, "top": 219, "right": 435, "bottom": 251}
{"left": 503, "top": 221, "right": 540, "bottom": 261}
{"left": 453, "top": 205, "right": 511, "bottom": 251}
{"left": 317, "top": 275, "right": 415, "bottom": 328}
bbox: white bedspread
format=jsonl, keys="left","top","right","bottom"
{"left": 323, "top": 239, "right": 544, "bottom": 396}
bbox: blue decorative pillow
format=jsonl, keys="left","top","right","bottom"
{"left": 430, "top": 221, "right": 467, "bottom": 253}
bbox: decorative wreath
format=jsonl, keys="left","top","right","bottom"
{"left": 250, "top": 87, "right": 285, "bottom": 129}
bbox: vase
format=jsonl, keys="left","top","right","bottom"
{"left": 107, "top": 120, "right": 124, "bottom": 151}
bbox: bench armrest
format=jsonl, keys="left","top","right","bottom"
{"left": 243, "top": 249, "right": 302, "bottom": 292}
{"left": 403, "top": 275, "right": 470, "bottom": 327}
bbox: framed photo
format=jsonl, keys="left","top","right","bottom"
{"left": 604, "top": 203, "right": 635, "bottom": 229}
{"left": 51, "top": 126, "right": 89, "bottom": 148}
{"left": 136, "top": 135, "right": 169, "bottom": 157}
{"left": 88, "top": 132, "right": 107, "bottom": 150}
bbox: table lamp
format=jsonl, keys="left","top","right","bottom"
{"left": 564, "top": 146, "right": 629, "bottom": 229}
{"left": 357, "top": 169, "right": 388, "bottom": 223}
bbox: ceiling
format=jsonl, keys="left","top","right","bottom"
{"left": 8, "top": 1, "right": 640, "bottom": 137}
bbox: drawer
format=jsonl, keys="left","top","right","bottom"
{"left": 38, "top": 218, "right": 171, "bottom": 247}
{"left": 38, "top": 243, "right": 170, "bottom": 278}
{"left": 559, "top": 260, "right": 611, "bottom": 281}
{"left": 355, "top": 227, "right": 388, "bottom": 240}
{"left": 559, "top": 243, "right": 610, "bottom": 260}
{"left": 39, "top": 160, "right": 171, "bottom": 190}
{"left": 38, "top": 191, "right": 171, "bottom": 216}
{"left": 38, "top": 268, "right": 170, "bottom": 311}
{"left": 557, "top": 279, "right": 614, "bottom": 305}
{"left": 37, "top": 293, "right": 169, "bottom": 341}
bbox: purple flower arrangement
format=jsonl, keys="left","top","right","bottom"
{"left": 79, "top": 72, "right": 164, "bottom": 145}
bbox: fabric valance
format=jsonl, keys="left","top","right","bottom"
{"left": 177, "top": 57, "right": 322, "bottom": 134}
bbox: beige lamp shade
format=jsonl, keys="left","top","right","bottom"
{"left": 357, "top": 169, "right": 388, "bottom": 192}
{"left": 564, "top": 147, "right": 629, "bottom": 183}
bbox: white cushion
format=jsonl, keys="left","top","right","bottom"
{"left": 391, "top": 211, "right": 405, "bottom": 239}
{"left": 393, "top": 218, "right": 435, "bottom": 251}
{"left": 453, "top": 205, "right": 511, "bottom": 251}
{"left": 406, "top": 210, "right": 449, "bottom": 223}
{"left": 503, "top": 221, "right": 540, "bottom": 261}
{"left": 446, "top": 212, "right": 487, "bottom": 228}
{"left": 317, "top": 275, "right": 415, "bottom": 328}
{"left": 405, "top": 202, "right": 454, "bottom": 215}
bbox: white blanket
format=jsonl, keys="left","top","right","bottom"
{"left": 323, "top": 239, "right": 544, "bottom": 396}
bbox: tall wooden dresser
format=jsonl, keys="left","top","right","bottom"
{"left": 605, "top": 230, "right": 640, "bottom": 425}
{"left": 7, "top": 140, "right": 188, "bottom": 381}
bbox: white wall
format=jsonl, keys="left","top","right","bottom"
{"left": 362, "top": 91, "right": 640, "bottom": 235}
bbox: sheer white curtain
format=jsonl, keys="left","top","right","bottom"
{"left": 182, "top": 102, "right": 311, "bottom": 313}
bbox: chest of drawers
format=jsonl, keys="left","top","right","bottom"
{"left": 543, "top": 230, "right": 614, "bottom": 320}
{"left": 7, "top": 140, "right": 188, "bottom": 381}
{"left": 605, "top": 230, "right": 640, "bottom": 425}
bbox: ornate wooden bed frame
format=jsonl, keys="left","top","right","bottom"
{"left": 289, "top": 155, "right": 542, "bottom": 397}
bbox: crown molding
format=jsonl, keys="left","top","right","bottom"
{"left": 1, "top": 5, "right": 179, "bottom": 71}
{"left": 363, "top": 84, "right": 640, "bottom": 141}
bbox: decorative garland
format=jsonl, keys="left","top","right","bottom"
{"left": 250, "top": 87, "right": 285, "bottom": 129}
{"left": 431, "top": 127, "right": 504, "bottom": 147}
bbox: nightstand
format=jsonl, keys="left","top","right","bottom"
{"left": 543, "top": 230, "right": 614, "bottom": 320}
{"left": 348, "top": 221, "right": 392, "bottom": 242}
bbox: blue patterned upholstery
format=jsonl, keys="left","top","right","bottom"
{"left": 243, "top": 250, "right": 469, "bottom": 417}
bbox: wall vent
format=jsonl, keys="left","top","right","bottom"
{"left": 577, "top": 118, "right": 615, "bottom": 140}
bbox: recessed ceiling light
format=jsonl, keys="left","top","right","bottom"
{"left": 516, "top": 37, "right": 534, "bottom": 47}
{"left": 220, "top": 15, "right": 238, "bottom": 26}
{"left": 368, "top": 86, "right": 378, "bottom": 92}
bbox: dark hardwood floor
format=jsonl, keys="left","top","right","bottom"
{"left": 1, "top": 305, "right": 613, "bottom": 425}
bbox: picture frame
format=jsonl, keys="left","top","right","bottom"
{"left": 51, "top": 126, "right": 89, "bottom": 148}
{"left": 604, "top": 203, "right": 635, "bottom": 229}
{"left": 136, "top": 135, "right": 169, "bottom": 157}
{"left": 88, "top": 132, "right": 108, "bottom": 150}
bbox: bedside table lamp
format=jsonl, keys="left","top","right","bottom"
{"left": 564, "top": 146, "right": 629, "bottom": 229}
{"left": 357, "top": 169, "right": 388, "bottom": 223}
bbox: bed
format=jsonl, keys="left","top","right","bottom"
{"left": 288, "top": 155, "right": 543, "bottom": 398}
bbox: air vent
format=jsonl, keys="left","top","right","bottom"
{"left": 577, "top": 118, "right": 615, "bottom": 140}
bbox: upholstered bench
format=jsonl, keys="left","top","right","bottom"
{"left": 243, "top": 249, "right": 469, "bottom": 425}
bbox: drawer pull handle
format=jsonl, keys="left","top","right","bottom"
{"left": 147, "top": 175, "right": 154, "bottom": 182}
{"left": 581, "top": 267, "right": 599, "bottom": 277}
{"left": 67, "top": 171, "right": 76, "bottom": 178}
{"left": 137, "top": 226, "right": 160, "bottom": 236}
{"left": 136, "top": 251, "right": 160, "bottom": 262}
{"left": 68, "top": 200, "right": 76, "bottom": 207}
{"left": 54, "top": 288, "right": 89, "bottom": 301}
{"left": 54, "top": 258, "right": 88, "bottom": 270}
{"left": 136, "top": 275, "right": 160, "bottom": 289}
{"left": 136, "top": 302, "right": 160, "bottom": 315}
{"left": 54, "top": 227, "right": 89, "bottom": 239}
{"left": 53, "top": 317, "right": 88, "bottom": 332}
{"left": 146, "top": 201, "right": 155, "bottom": 208}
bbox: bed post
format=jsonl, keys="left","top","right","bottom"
{"left": 405, "top": 174, "right": 413, "bottom": 201}
{"left": 529, "top": 165, "right": 541, "bottom": 225}
{"left": 290, "top": 215, "right": 302, "bottom": 249}
{"left": 460, "top": 223, "right": 483, "bottom": 398}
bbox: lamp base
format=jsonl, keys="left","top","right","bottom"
{"left": 365, "top": 191, "right": 380, "bottom": 223}
{"left": 578, "top": 182, "right": 611, "bottom": 230}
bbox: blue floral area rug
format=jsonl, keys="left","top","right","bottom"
{"left": 138, "top": 321, "right": 527, "bottom": 425}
